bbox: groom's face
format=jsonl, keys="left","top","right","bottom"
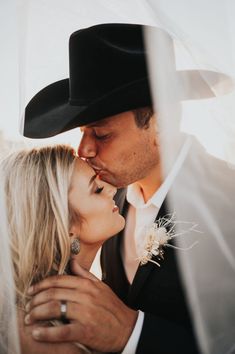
{"left": 78, "top": 110, "right": 160, "bottom": 188}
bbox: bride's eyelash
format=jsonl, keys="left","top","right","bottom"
{"left": 95, "top": 186, "right": 104, "bottom": 194}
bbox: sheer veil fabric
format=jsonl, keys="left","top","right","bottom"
{"left": 0, "top": 1, "right": 234, "bottom": 353}
{"left": 144, "top": 2, "right": 235, "bottom": 353}
{"left": 0, "top": 175, "right": 20, "bottom": 354}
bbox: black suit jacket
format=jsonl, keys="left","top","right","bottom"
{"left": 101, "top": 196, "right": 199, "bottom": 354}
{"left": 101, "top": 139, "right": 235, "bottom": 354}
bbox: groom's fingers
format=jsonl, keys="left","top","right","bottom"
{"left": 27, "top": 279, "right": 138, "bottom": 352}
{"left": 27, "top": 275, "right": 78, "bottom": 295}
{"left": 28, "top": 274, "right": 99, "bottom": 296}
{"left": 26, "top": 300, "right": 85, "bottom": 324}
{"left": 31, "top": 324, "right": 80, "bottom": 343}
{"left": 26, "top": 288, "right": 89, "bottom": 313}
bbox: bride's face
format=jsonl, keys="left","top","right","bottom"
{"left": 69, "top": 158, "right": 125, "bottom": 245}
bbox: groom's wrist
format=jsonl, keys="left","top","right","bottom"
{"left": 116, "top": 308, "right": 138, "bottom": 351}
{"left": 121, "top": 311, "right": 144, "bottom": 354}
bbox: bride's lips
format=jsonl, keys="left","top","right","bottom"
{"left": 112, "top": 205, "right": 119, "bottom": 213}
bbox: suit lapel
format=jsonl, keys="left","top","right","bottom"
{"left": 128, "top": 201, "right": 168, "bottom": 305}
{"left": 102, "top": 191, "right": 170, "bottom": 305}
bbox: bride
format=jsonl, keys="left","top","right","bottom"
{"left": 0, "top": 144, "right": 125, "bottom": 354}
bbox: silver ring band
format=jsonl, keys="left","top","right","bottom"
{"left": 60, "top": 300, "right": 67, "bottom": 322}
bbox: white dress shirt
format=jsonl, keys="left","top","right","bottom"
{"left": 122, "top": 137, "right": 191, "bottom": 354}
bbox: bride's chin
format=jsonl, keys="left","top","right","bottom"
{"left": 116, "top": 216, "right": 126, "bottom": 233}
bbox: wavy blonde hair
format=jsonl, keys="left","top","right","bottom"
{"left": 1, "top": 145, "right": 76, "bottom": 307}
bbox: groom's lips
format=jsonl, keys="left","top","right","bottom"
{"left": 89, "top": 165, "right": 109, "bottom": 178}
{"left": 86, "top": 160, "right": 104, "bottom": 172}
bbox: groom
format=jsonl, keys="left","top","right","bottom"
{"left": 23, "top": 24, "right": 234, "bottom": 353}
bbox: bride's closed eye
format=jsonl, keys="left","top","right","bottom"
{"left": 95, "top": 186, "right": 104, "bottom": 194}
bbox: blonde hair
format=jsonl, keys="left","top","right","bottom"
{"left": 1, "top": 145, "right": 76, "bottom": 307}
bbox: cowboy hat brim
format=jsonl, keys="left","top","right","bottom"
{"left": 23, "top": 70, "right": 234, "bottom": 139}
{"left": 23, "top": 77, "right": 152, "bottom": 138}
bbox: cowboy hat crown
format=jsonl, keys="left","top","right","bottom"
{"left": 23, "top": 23, "right": 232, "bottom": 138}
{"left": 24, "top": 23, "right": 152, "bottom": 138}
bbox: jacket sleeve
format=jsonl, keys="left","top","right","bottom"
{"left": 136, "top": 312, "right": 200, "bottom": 354}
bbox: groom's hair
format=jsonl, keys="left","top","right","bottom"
{"left": 133, "top": 106, "right": 154, "bottom": 129}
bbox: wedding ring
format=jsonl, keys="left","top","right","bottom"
{"left": 60, "top": 300, "right": 67, "bottom": 323}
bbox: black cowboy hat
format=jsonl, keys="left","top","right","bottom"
{"left": 23, "top": 23, "right": 233, "bottom": 138}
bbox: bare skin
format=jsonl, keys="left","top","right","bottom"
{"left": 25, "top": 110, "right": 162, "bottom": 352}
{"left": 78, "top": 110, "right": 162, "bottom": 196}
{"left": 18, "top": 308, "right": 81, "bottom": 354}
{"left": 20, "top": 158, "right": 126, "bottom": 353}
{"left": 24, "top": 262, "right": 138, "bottom": 352}
{"left": 69, "top": 158, "right": 125, "bottom": 270}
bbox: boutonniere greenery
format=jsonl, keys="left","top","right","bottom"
{"left": 139, "top": 214, "right": 200, "bottom": 267}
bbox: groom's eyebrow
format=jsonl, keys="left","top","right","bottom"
{"left": 80, "top": 119, "right": 111, "bottom": 133}
{"left": 89, "top": 174, "right": 97, "bottom": 186}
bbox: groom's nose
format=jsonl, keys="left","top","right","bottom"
{"left": 78, "top": 133, "right": 97, "bottom": 158}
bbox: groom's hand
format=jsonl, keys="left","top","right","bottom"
{"left": 24, "top": 263, "right": 138, "bottom": 352}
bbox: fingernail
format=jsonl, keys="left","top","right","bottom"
{"left": 25, "top": 302, "right": 31, "bottom": 312}
{"left": 24, "top": 314, "right": 31, "bottom": 325}
{"left": 32, "top": 329, "right": 41, "bottom": 340}
{"left": 27, "top": 286, "right": 33, "bottom": 295}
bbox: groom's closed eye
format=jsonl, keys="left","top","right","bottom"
{"left": 94, "top": 133, "right": 112, "bottom": 141}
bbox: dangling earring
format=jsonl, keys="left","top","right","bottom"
{"left": 71, "top": 237, "right": 80, "bottom": 255}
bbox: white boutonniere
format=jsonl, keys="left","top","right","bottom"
{"left": 139, "top": 214, "right": 200, "bottom": 267}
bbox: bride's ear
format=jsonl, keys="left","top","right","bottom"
{"left": 69, "top": 225, "right": 81, "bottom": 255}
{"left": 69, "top": 220, "right": 81, "bottom": 239}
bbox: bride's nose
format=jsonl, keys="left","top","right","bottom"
{"left": 105, "top": 183, "right": 117, "bottom": 198}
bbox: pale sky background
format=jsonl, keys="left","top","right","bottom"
{"left": 0, "top": 0, "right": 84, "bottom": 147}
{"left": 0, "top": 0, "right": 157, "bottom": 147}
{"left": 0, "top": 9, "right": 82, "bottom": 148}
{"left": 0, "top": 0, "right": 20, "bottom": 140}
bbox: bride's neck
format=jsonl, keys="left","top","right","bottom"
{"left": 74, "top": 243, "right": 101, "bottom": 270}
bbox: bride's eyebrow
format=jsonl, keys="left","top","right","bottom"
{"left": 89, "top": 174, "right": 97, "bottom": 187}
